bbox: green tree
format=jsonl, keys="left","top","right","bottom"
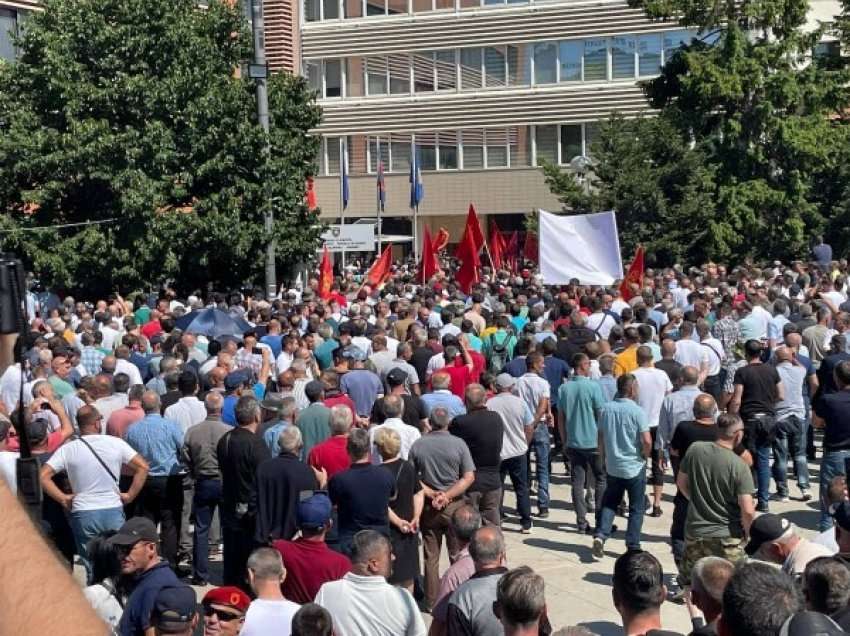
{"left": 0, "top": 0, "right": 322, "bottom": 295}
{"left": 543, "top": 0, "right": 850, "bottom": 264}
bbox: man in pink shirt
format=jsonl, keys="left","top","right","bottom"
{"left": 430, "top": 505, "right": 482, "bottom": 633}
{"left": 107, "top": 385, "right": 145, "bottom": 439}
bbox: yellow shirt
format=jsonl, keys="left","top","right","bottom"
{"left": 613, "top": 346, "right": 638, "bottom": 377}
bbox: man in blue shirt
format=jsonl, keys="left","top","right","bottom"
{"left": 111, "top": 517, "right": 180, "bottom": 636}
{"left": 558, "top": 353, "right": 606, "bottom": 534}
{"left": 593, "top": 374, "right": 651, "bottom": 557}
{"left": 421, "top": 372, "right": 466, "bottom": 419}
{"left": 126, "top": 391, "right": 185, "bottom": 569}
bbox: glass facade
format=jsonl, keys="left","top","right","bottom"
{"left": 318, "top": 123, "right": 596, "bottom": 175}
{"left": 305, "top": 29, "right": 699, "bottom": 99}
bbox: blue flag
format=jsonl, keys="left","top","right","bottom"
{"left": 409, "top": 143, "right": 423, "bottom": 209}
{"left": 376, "top": 138, "right": 386, "bottom": 212}
{"left": 341, "top": 139, "right": 350, "bottom": 211}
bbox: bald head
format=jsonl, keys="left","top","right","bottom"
{"left": 681, "top": 366, "right": 700, "bottom": 386}
{"left": 464, "top": 384, "right": 487, "bottom": 409}
{"left": 785, "top": 332, "right": 802, "bottom": 350}
{"left": 693, "top": 394, "right": 717, "bottom": 420}
{"left": 205, "top": 391, "right": 224, "bottom": 415}
{"left": 469, "top": 526, "right": 505, "bottom": 570}
{"left": 141, "top": 390, "right": 161, "bottom": 414}
{"left": 775, "top": 346, "right": 793, "bottom": 363}
{"left": 660, "top": 339, "right": 676, "bottom": 359}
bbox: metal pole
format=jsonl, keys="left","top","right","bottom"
{"left": 376, "top": 136, "right": 382, "bottom": 256}
{"left": 340, "top": 137, "right": 346, "bottom": 271}
{"left": 249, "top": 0, "right": 276, "bottom": 300}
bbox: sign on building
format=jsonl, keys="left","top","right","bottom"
{"left": 321, "top": 224, "right": 375, "bottom": 252}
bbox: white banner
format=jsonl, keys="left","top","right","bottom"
{"left": 321, "top": 224, "right": 375, "bottom": 252}
{"left": 538, "top": 209, "right": 623, "bottom": 285}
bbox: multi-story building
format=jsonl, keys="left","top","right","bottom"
{"left": 0, "top": 0, "right": 33, "bottom": 62}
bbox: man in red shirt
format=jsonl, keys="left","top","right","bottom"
{"left": 273, "top": 492, "right": 351, "bottom": 604}
{"left": 441, "top": 337, "right": 475, "bottom": 400}
{"left": 107, "top": 385, "right": 146, "bottom": 439}
{"left": 321, "top": 370, "right": 357, "bottom": 423}
{"left": 308, "top": 405, "right": 352, "bottom": 479}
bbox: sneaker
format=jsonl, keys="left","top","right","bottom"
{"left": 536, "top": 508, "right": 549, "bottom": 519}
{"left": 190, "top": 575, "right": 209, "bottom": 586}
{"left": 770, "top": 493, "right": 790, "bottom": 503}
{"left": 650, "top": 505, "right": 663, "bottom": 517}
{"left": 800, "top": 488, "right": 813, "bottom": 502}
{"left": 756, "top": 502, "right": 770, "bottom": 513}
{"left": 592, "top": 537, "right": 605, "bottom": 559}
{"left": 667, "top": 587, "right": 686, "bottom": 604}
{"left": 576, "top": 522, "right": 591, "bottom": 535}
{"left": 521, "top": 525, "right": 533, "bottom": 535}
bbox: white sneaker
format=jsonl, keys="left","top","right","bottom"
{"left": 592, "top": 537, "right": 605, "bottom": 559}
{"left": 800, "top": 488, "right": 813, "bottom": 502}
{"left": 521, "top": 524, "right": 533, "bottom": 535}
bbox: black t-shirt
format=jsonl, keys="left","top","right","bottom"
{"left": 671, "top": 420, "right": 718, "bottom": 462}
{"left": 216, "top": 427, "right": 272, "bottom": 525}
{"left": 655, "top": 359, "right": 684, "bottom": 386}
{"left": 329, "top": 462, "right": 395, "bottom": 539}
{"left": 814, "top": 390, "right": 850, "bottom": 451}
{"left": 734, "top": 363, "right": 780, "bottom": 419}
{"left": 410, "top": 347, "right": 434, "bottom": 386}
{"left": 449, "top": 408, "right": 503, "bottom": 492}
{"left": 371, "top": 394, "right": 428, "bottom": 431}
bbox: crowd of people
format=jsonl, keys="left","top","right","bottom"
{"left": 3, "top": 238, "right": 850, "bottom": 635}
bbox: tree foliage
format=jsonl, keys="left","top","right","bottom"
{"left": 543, "top": 0, "right": 850, "bottom": 265}
{"left": 0, "top": 0, "right": 323, "bottom": 295}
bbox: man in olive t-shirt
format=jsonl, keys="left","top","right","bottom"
{"left": 677, "top": 413, "right": 755, "bottom": 585}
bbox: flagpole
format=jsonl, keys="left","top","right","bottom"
{"left": 481, "top": 224, "right": 497, "bottom": 273}
{"left": 376, "top": 136, "right": 382, "bottom": 257}
{"left": 339, "top": 137, "right": 347, "bottom": 271}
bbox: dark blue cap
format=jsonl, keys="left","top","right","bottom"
{"left": 152, "top": 585, "right": 197, "bottom": 628}
{"left": 297, "top": 491, "right": 333, "bottom": 530}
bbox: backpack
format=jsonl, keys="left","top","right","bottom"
{"left": 487, "top": 331, "right": 513, "bottom": 374}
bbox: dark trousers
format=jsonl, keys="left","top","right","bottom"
{"left": 703, "top": 370, "right": 725, "bottom": 403}
{"left": 500, "top": 455, "right": 532, "bottom": 529}
{"left": 222, "top": 516, "right": 256, "bottom": 592}
{"left": 193, "top": 478, "right": 222, "bottom": 582}
{"left": 671, "top": 490, "right": 688, "bottom": 567}
{"left": 421, "top": 499, "right": 463, "bottom": 607}
{"left": 567, "top": 447, "right": 606, "bottom": 529}
{"left": 137, "top": 474, "right": 184, "bottom": 567}
{"left": 466, "top": 488, "right": 502, "bottom": 527}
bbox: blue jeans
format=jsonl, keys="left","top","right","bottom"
{"left": 820, "top": 450, "right": 850, "bottom": 531}
{"left": 596, "top": 471, "right": 647, "bottom": 550}
{"left": 530, "top": 424, "right": 551, "bottom": 511}
{"left": 744, "top": 417, "right": 772, "bottom": 508}
{"left": 772, "top": 416, "right": 809, "bottom": 496}
{"left": 500, "top": 454, "right": 532, "bottom": 528}
{"left": 70, "top": 506, "right": 125, "bottom": 584}
{"left": 193, "top": 478, "right": 222, "bottom": 582}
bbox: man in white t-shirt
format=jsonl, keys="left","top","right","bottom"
{"left": 0, "top": 417, "right": 18, "bottom": 493}
{"left": 40, "top": 404, "right": 149, "bottom": 582}
{"left": 315, "top": 529, "right": 426, "bottom": 636}
{"left": 368, "top": 395, "right": 420, "bottom": 463}
{"left": 242, "top": 547, "right": 300, "bottom": 636}
{"left": 163, "top": 371, "right": 207, "bottom": 434}
{"left": 674, "top": 321, "right": 709, "bottom": 378}
{"left": 631, "top": 346, "right": 673, "bottom": 518}
{"left": 514, "top": 351, "right": 553, "bottom": 518}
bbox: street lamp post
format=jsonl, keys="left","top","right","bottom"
{"left": 248, "top": 0, "right": 276, "bottom": 300}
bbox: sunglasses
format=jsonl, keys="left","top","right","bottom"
{"left": 203, "top": 606, "right": 242, "bottom": 622}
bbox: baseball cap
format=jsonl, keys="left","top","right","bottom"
{"left": 26, "top": 416, "right": 50, "bottom": 445}
{"left": 779, "top": 611, "right": 845, "bottom": 636}
{"left": 495, "top": 373, "right": 516, "bottom": 389}
{"left": 745, "top": 513, "right": 791, "bottom": 555}
{"left": 224, "top": 369, "right": 250, "bottom": 392}
{"left": 831, "top": 501, "right": 850, "bottom": 532}
{"left": 202, "top": 586, "right": 250, "bottom": 614}
{"left": 152, "top": 585, "right": 197, "bottom": 633}
{"left": 297, "top": 491, "right": 333, "bottom": 530}
{"left": 386, "top": 367, "right": 408, "bottom": 387}
{"left": 108, "top": 517, "right": 159, "bottom": 546}
{"left": 342, "top": 346, "right": 367, "bottom": 362}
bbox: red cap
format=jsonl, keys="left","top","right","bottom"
{"left": 202, "top": 587, "right": 250, "bottom": 613}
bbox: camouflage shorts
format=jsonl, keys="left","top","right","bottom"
{"left": 679, "top": 536, "right": 746, "bottom": 585}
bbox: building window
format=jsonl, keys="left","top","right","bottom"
{"left": 585, "top": 122, "right": 600, "bottom": 156}
{"left": 390, "top": 134, "right": 412, "bottom": 171}
{"left": 368, "top": 136, "right": 391, "bottom": 172}
{"left": 326, "top": 137, "right": 342, "bottom": 174}
{"left": 305, "top": 60, "right": 322, "bottom": 93}
{"left": 460, "top": 48, "right": 483, "bottom": 90}
{"left": 323, "top": 0, "right": 341, "bottom": 19}
{"left": 558, "top": 41, "right": 582, "bottom": 82}
{"left": 417, "top": 132, "right": 437, "bottom": 170}
{"left": 325, "top": 59, "right": 343, "bottom": 97}
{"left": 366, "top": 57, "right": 388, "bottom": 95}
{"left": 435, "top": 50, "right": 457, "bottom": 90}
{"left": 535, "top": 125, "right": 558, "bottom": 164}
{"left": 304, "top": 0, "right": 321, "bottom": 22}
{"left": 663, "top": 30, "right": 694, "bottom": 64}
{"left": 510, "top": 127, "right": 531, "bottom": 167}
{"left": 484, "top": 46, "right": 506, "bottom": 87}
{"left": 486, "top": 129, "right": 509, "bottom": 168}
{"left": 366, "top": 0, "right": 385, "bottom": 15}
{"left": 533, "top": 42, "right": 557, "bottom": 84}
{"left": 438, "top": 131, "right": 459, "bottom": 169}
{"left": 413, "top": 52, "right": 436, "bottom": 93}
{"left": 583, "top": 38, "right": 608, "bottom": 81}
{"left": 560, "top": 125, "right": 582, "bottom": 163}
{"left": 611, "top": 36, "right": 635, "bottom": 79}
{"left": 463, "top": 129, "right": 485, "bottom": 169}
{"left": 637, "top": 34, "right": 662, "bottom": 77}
{"left": 389, "top": 54, "right": 410, "bottom": 94}
{"left": 387, "top": 0, "right": 408, "bottom": 14}
{"left": 346, "top": 57, "right": 365, "bottom": 97}
{"left": 412, "top": 0, "right": 432, "bottom": 11}
{"left": 506, "top": 45, "right": 530, "bottom": 86}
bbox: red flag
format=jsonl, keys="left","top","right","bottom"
{"left": 318, "top": 245, "right": 333, "bottom": 300}
{"left": 305, "top": 177, "right": 318, "bottom": 211}
{"left": 489, "top": 220, "right": 506, "bottom": 270}
{"left": 505, "top": 231, "right": 519, "bottom": 270}
{"left": 455, "top": 204, "right": 485, "bottom": 258}
{"left": 455, "top": 229, "right": 481, "bottom": 294}
{"left": 432, "top": 227, "right": 450, "bottom": 253}
{"left": 523, "top": 231, "right": 539, "bottom": 263}
{"left": 419, "top": 226, "right": 440, "bottom": 284}
{"left": 364, "top": 244, "right": 393, "bottom": 288}
{"left": 619, "top": 245, "right": 645, "bottom": 301}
